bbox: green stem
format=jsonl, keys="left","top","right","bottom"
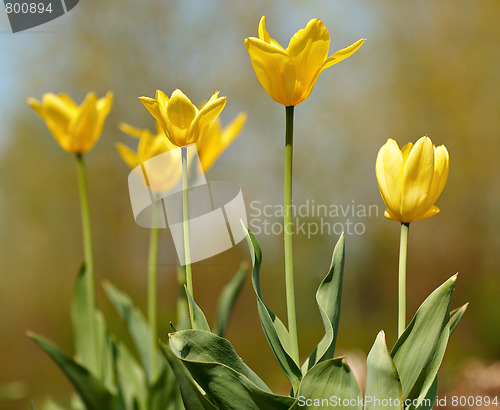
{"left": 147, "top": 198, "right": 160, "bottom": 380}
{"left": 284, "top": 106, "right": 300, "bottom": 366}
{"left": 176, "top": 264, "right": 189, "bottom": 329}
{"left": 181, "top": 147, "right": 194, "bottom": 328}
{"left": 398, "top": 222, "right": 410, "bottom": 337}
{"left": 75, "top": 153, "right": 98, "bottom": 371}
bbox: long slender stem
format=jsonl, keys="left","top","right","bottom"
{"left": 284, "top": 106, "right": 300, "bottom": 366}
{"left": 75, "top": 153, "right": 98, "bottom": 370}
{"left": 181, "top": 147, "right": 194, "bottom": 328}
{"left": 147, "top": 198, "right": 160, "bottom": 380}
{"left": 398, "top": 222, "right": 410, "bottom": 337}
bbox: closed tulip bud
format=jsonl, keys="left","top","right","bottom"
{"left": 376, "top": 136, "right": 449, "bottom": 223}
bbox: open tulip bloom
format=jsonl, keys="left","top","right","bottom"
{"left": 28, "top": 91, "right": 113, "bottom": 154}
{"left": 245, "top": 16, "right": 364, "bottom": 107}
{"left": 139, "top": 89, "right": 226, "bottom": 147}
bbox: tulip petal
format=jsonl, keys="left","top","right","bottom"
{"left": 401, "top": 136, "right": 434, "bottom": 222}
{"left": 322, "top": 38, "right": 365, "bottom": 70}
{"left": 116, "top": 142, "right": 139, "bottom": 169}
{"left": 70, "top": 92, "right": 99, "bottom": 153}
{"left": 414, "top": 205, "right": 440, "bottom": 221}
{"left": 429, "top": 145, "right": 449, "bottom": 203}
{"left": 376, "top": 139, "right": 404, "bottom": 221}
{"left": 139, "top": 96, "right": 167, "bottom": 133}
{"left": 57, "top": 93, "right": 78, "bottom": 111}
{"left": 197, "top": 112, "right": 246, "bottom": 172}
{"left": 245, "top": 37, "right": 296, "bottom": 105}
{"left": 190, "top": 96, "right": 226, "bottom": 145}
{"left": 119, "top": 122, "right": 143, "bottom": 139}
{"left": 285, "top": 19, "right": 332, "bottom": 105}
{"left": 40, "top": 93, "right": 76, "bottom": 151}
{"left": 384, "top": 208, "right": 401, "bottom": 221}
{"left": 165, "top": 90, "right": 198, "bottom": 146}
{"left": 258, "top": 16, "right": 285, "bottom": 50}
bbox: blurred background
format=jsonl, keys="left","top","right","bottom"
{"left": 1, "top": 0, "right": 499, "bottom": 408}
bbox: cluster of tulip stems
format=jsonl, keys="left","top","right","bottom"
{"left": 26, "top": 16, "right": 466, "bottom": 410}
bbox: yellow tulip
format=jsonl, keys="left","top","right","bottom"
{"left": 27, "top": 92, "right": 113, "bottom": 154}
{"left": 244, "top": 16, "right": 365, "bottom": 107}
{"left": 139, "top": 89, "right": 226, "bottom": 147}
{"left": 196, "top": 112, "right": 247, "bottom": 172}
{"left": 376, "top": 136, "right": 449, "bottom": 223}
{"left": 117, "top": 122, "right": 182, "bottom": 193}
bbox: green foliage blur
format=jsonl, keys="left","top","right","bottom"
{"left": 1, "top": 0, "right": 499, "bottom": 408}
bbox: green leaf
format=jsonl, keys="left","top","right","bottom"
{"left": 28, "top": 332, "right": 117, "bottom": 410}
{"left": 450, "top": 303, "right": 468, "bottom": 336}
{"left": 391, "top": 274, "right": 457, "bottom": 405}
{"left": 166, "top": 332, "right": 294, "bottom": 410}
{"left": 244, "top": 227, "right": 302, "bottom": 392}
{"left": 170, "top": 330, "right": 270, "bottom": 392}
{"left": 290, "top": 357, "right": 363, "bottom": 409}
{"left": 71, "top": 264, "right": 98, "bottom": 375}
{"left": 103, "top": 281, "right": 162, "bottom": 383}
{"left": 303, "top": 234, "right": 345, "bottom": 372}
{"left": 411, "top": 377, "right": 438, "bottom": 410}
{"left": 160, "top": 341, "right": 217, "bottom": 410}
{"left": 114, "top": 342, "right": 147, "bottom": 410}
{"left": 95, "top": 309, "right": 116, "bottom": 392}
{"left": 185, "top": 285, "right": 211, "bottom": 332}
{"left": 213, "top": 264, "right": 248, "bottom": 337}
{"left": 365, "top": 331, "right": 403, "bottom": 410}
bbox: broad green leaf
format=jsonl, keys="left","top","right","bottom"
{"left": 391, "top": 274, "right": 456, "bottom": 405}
{"left": 412, "top": 377, "right": 438, "bottom": 410}
{"left": 71, "top": 264, "right": 98, "bottom": 374}
{"left": 166, "top": 333, "right": 294, "bottom": 410}
{"left": 410, "top": 303, "right": 467, "bottom": 410}
{"left": 160, "top": 341, "right": 217, "bottom": 410}
{"left": 29, "top": 333, "right": 117, "bottom": 410}
{"left": 185, "top": 285, "right": 211, "bottom": 331}
{"left": 290, "top": 357, "right": 362, "bottom": 409}
{"left": 169, "top": 330, "right": 270, "bottom": 392}
{"left": 103, "top": 281, "right": 163, "bottom": 383}
{"left": 213, "top": 264, "right": 248, "bottom": 337}
{"left": 95, "top": 309, "right": 116, "bottom": 392}
{"left": 115, "top": 342, "right": 147, "bottom": 410}
{"left": 303, "top": 234, "right": 345, "bottom": 372}
{"left": 365, "top": 331, "right": 403, "bottom": 410}
{"left": 244, "top": 228, "right": 302, "bottom": 392}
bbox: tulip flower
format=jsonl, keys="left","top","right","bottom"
{"left": 117, "top": 122, "right": 182, "bottom": 194}
{"left": 376, "top": 135, "right": 449, "bottom": 336}
{"left": 244, "top": 16, "right": 365, "bottom": 107}
{"left": 376, "top": 136, "right": 449, "bottom": 224}
{"left": 27, "top": 92, "right": 113, "bottom": 154}
{"left": 139, "top": 89, "right": 226, "bottom": 147}
{"left": 196, "top": 112, "right": 247, "bottom": 172}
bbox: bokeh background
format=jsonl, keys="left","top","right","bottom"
{"left": 1, "top": 0, "right": 499, "bottom": 408}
